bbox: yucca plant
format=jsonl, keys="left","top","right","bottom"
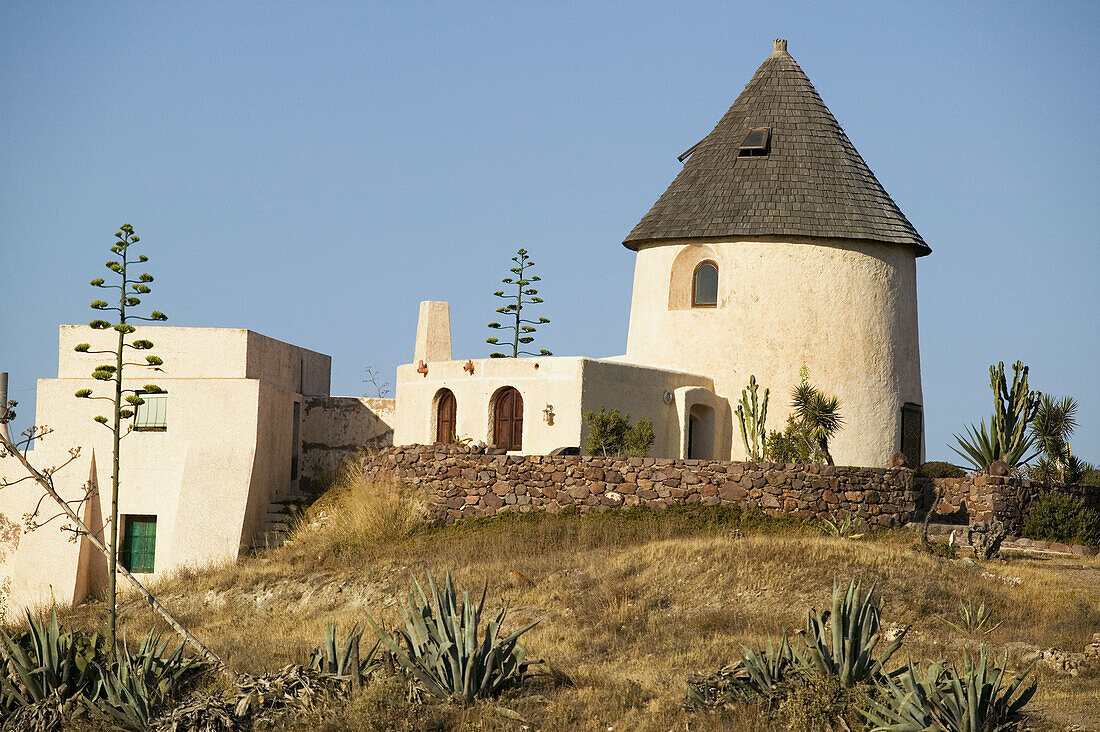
{"left": 793, "top": 580, "right": 906, "bottom": 687}
{"left": 938, "top": 600, "right": 1003, "bottom": 636}
{"left": 86, "top": 629, "right": 209, "bottom": 731}
{"left": 0, "top": 609, "right": 103, "bottom": 709}
{"left": 790, "top": 373, "right": 844, "bottom": 466}
{"left": 861, "top": 648, "right": 1036, "bottom": 731}
{"left": 308, "top": 622, "right": 381, "bottom": 682}
{"left": 365, "top": 571, "right": 538, "bottom": 703}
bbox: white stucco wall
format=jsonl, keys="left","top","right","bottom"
{"left": 300, "top": 396, "right": 396, "bottom": 489}
{"left": 393, "top": 356, "right": 717, "bottom": 458}
{"left": 624, "top": 238, "right": 923, "bottom": 467}
{"left": 0, "top": 326, "right": 331, "bottom": 611}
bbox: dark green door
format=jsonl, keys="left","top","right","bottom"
{"left": 122, "top": 515, "right": 157, "bottom": 573}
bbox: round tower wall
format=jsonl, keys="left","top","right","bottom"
{"left": 624, "top": 239, "right": 923, "bottom": 468}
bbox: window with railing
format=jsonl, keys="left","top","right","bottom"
{"left": 133, "top": 392, "right": 168, "bottom": 431}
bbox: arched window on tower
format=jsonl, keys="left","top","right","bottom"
{"left": 692, "top": 261, "right": 719, "bottom": 307}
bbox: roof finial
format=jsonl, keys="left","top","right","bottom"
{"left": 773, "top": 39, "right": 787, "bottom": 54}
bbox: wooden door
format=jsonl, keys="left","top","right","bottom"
{"left": 436, "top": 390, "right": 457, "bottom": 443}
{"left": 493, "top": 387, "right": 523, "bottom": 451}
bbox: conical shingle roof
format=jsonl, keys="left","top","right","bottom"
{"left": 623, "top": 40, "right": 930, "bottom": 255}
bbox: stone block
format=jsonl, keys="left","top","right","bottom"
{"left": 720, "top": 482, "right": 747, "bottom": 502}
{"left": 567, "top": 485, "right": 590, "bottom": 500}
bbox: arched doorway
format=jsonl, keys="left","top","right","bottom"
{"left": 492, "top": 387, "right": 523, "bottom": 451}
{"left": 687, "top": 403, "right": 715, "bottom": 459}
{"left": 435, "top": 389, "right": 456, "bottom": 444}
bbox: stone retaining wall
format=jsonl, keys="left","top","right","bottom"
{"left": 923, "top": 475, "right": 1100, "bottom": 534}
{"left": 360, "top": 445, "right": 919, "bottom": 526}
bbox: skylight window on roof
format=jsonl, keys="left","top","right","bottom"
{"left": 738, "top": 127, "right": 770, "bottom": 157}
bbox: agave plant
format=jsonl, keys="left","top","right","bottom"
{"left": 365, "top": 570, "right": 538, "bottom": 703}
{"left": 86, "top": 629, "right": 209, "bottom": 731}
{"left": 938, "top": 600, "right": 1003, "bottom": 636}
{"left": 308, "top": 622, "right": 381, "bottom": 682}
{"left": 685, "top": 635, "right": 794, "bottom": 708}
{"left": 861, "top": 648, "right": 1036, "bottom": 731}
{"left": 793, "top": 580, "right": 906, "bottom": 687}
{"left": 820, "top": 512, "right": 865, "bottom": 540}
{"left": 0, "top": 609, "right": 103, "bottom": 709}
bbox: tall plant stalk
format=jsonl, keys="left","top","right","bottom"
{"left": 74, "top": 224, "right": 167, "bottom": 649}
{"left": 486, "top": 248, "right": 551, "bottom": 358}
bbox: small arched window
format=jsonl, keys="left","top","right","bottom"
{"left": 692, "top": 261, "right": 718, "bottom": 307}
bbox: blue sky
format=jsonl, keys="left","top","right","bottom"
{"left": 1, "top": 1, "right": 1097, "bottom": 463}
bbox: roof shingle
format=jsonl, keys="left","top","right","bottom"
{"left": 623, "top": 40, "right": 930, "bottom": 255}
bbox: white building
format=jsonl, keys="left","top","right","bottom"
{"left": 393, "top": 39, "right": 927, "bottom": 468}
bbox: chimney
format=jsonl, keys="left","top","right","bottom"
{"left": 413, "top": 301, "right": 452, "bottom": 364}
{"left": 773, "top": 39, "right": 788, "bottom": 54}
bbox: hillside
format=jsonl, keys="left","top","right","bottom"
{"left": 62, "top": 477, "right": 1100, "bottom": 731}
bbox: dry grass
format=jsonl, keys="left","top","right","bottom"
{"left": 56, "top": 482, "right": 1100, "bottom": 731}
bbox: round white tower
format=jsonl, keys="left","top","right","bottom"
{"left": 623, "top": 40, "right": 927, "bottom": 468}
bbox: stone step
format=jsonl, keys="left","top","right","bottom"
{"left": 271, "top": 493, "right": 311, "bottom": 505}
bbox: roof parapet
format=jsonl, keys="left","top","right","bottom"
{"left": 773, "top": 39, "right": 787, "bottom": 54}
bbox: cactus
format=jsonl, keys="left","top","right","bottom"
{"left": 861, "top": 648, "right": 1035, "bottom": 731}
{"left": 736, "top": 375, "right": 769, "bottom": 460}
{"left": 365, "top": 571, "right": 538, "bottom": 703}
{"left": 953, "top": 361, "right": 1040, "bottom": 472}
{"left": 793, "top": 580, "right": 906, "bottom": 687}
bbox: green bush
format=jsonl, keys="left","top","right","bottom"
{"left": 583, "top": 408, "right": 654, "bottom": 458}
{"left": 1081, "top": 469, "right": 1100, "bottom": 487}
{"left": 914, "top": 461, "right": 966, "bottom": 479}
{"left": 764, "top": 416, "right": 819, "bottom": 464}
{"left": 1022, "top": 492, "right": 1100, "bottom": 546}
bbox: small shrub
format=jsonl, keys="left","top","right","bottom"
{"left": 1022, "top": 492, "right": 1100, "bottom": 546}
{"left": 296, "top": 460, "right": 428, "bottom": 552}
{"left": 584, "top": 408, "right": 654, "bottom": 457}
{"left": 915, "top": 461, "right": 966, "bottom": 479}
{"left": 1081, "top": 469, "right": 1100, "bottom": 487}
{"left": 778, "top": 673, "right": 867, "bottom": 732}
